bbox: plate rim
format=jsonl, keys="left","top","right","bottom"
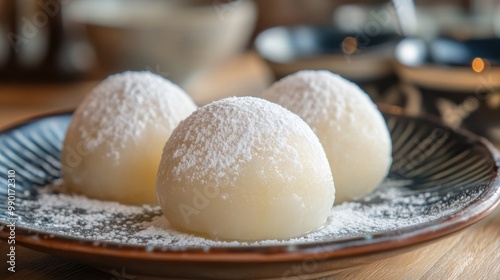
{"left": 1, "top": 108, "right": 499, "bottom": 263}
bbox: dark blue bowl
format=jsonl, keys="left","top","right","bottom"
{"left": 255, "top": 25, "right": 400, "bottom": 102}
{"left": 395, "top": 36, "right": 500, "bottom": 141}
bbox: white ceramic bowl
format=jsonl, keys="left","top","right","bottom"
{"left": 64, "top": 0, "right": 257, "bottom": 85}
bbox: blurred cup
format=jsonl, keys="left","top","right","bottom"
{"left": 64, "top": 0, "right": 257, "bottom": 86}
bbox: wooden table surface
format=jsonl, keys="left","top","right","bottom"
{"left": 0, "top": 53, "right": 499, "bottom": 279}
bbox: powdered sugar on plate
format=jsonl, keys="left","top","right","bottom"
{"left": 13, "top": 179, "right": 486, "bottom": 249}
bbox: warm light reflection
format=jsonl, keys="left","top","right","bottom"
{"left": 341, "top": 36, "right": 357, "bottom": 55}
{"left": 472, "top": 57, "right": 485, "bottom": 73}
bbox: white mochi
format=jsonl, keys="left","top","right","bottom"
{"left": 61, "top": 71, "right": 197, "bottom": 205}
{"left": 262, "top": 70, "right": 392, "bottom": 203}
{"left": 156, "top": 97, "right": 335, "bottom": 241}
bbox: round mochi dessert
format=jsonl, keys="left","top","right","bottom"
{"left": 61, "top": 71, "right": 197, "bottom": 205}
{"left": 262, "top": 70, "right": 392, "bottom": 203}
{"left": 156, "top": 97, "right": 335, "bottom": 241}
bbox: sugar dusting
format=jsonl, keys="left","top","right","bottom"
{"left": 261, "top": 70, "right": 380, "bottom": 129}
{"left": 158, "top": 97, "right": 323, "bottom": 187}
{"left": 13, "top": 179, "right": 485, "bottom": 248}
{"left": 261, "top": 70, "right": 393, "bottom": 204}
{"left": 69, "top": 71, "right": 197, "bottom": 161}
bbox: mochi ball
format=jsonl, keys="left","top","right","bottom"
{"left": 262, "top": 70, "right": 392, "bottom": 203}
{"left": 156, "top": 97, "right": 334, "bottom": 241}
{"left": 61, "top": 71, "right": 197, "bottom": 205}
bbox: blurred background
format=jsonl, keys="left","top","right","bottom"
{"left": 1, "top": 0, "right": 500, "bottom": 141}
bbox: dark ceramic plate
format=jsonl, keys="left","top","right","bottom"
{"left": 1, "top": 109, "right": 499, "bottom": 279}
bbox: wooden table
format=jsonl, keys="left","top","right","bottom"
{"left": 1, "top": 53, "right": 499, "bottom": 279}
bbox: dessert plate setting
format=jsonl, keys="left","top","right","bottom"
{"left": 1, "top": 109, "right": 500, "bottom": 279}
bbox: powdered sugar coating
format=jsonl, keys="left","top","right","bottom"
{"left": 70, "top": 71, "right": 197, "bottom": 161}
{"left": 156, "top": 97, "right": 335, "bottom": 240}
{"left": 159, "top": 97, "right": 322, "bottom": 187}
{"left": 61, "top": 71, "right": 197, "bottom": 204}
{"left": 262, "top": 71, "right": 392, "bottom": 203}
{"left": 262, "top": 70, "right": 384, "bottom": 139}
